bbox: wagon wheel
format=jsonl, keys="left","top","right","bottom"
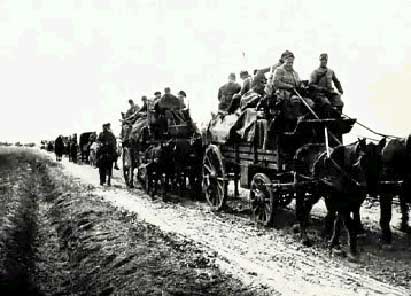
{"left": 249, "top": 173, "right": 275, "bottom": 226}
{"left": 202, "top": 145, "right": 227, "bottom": 211}
{"left": 122, "top": 147, "right": 134, "bottom": 187}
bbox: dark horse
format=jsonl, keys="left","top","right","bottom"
{"left": 171, "top": 137, "right": 204, "bottom": 198}
{"left": 295, "top": 139, "right": 375, "bottom": 259}
{"left": 144, "top": 142, "right": 174, "bottom": 199}
{"left": 363, "top": 135, "right": 411, "bottom": 243}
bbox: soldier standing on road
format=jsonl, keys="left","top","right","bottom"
{"left": 309, "top": 53, "right": 344, "bottom": 117}
{"left": 217, "top": 73, "right": 241, "bottom": 112}
{"left": 97, "top": 123, "right": 117, "bottom": 186}
{"left": 54, "top": 135, "right": 64, "bottom": 162}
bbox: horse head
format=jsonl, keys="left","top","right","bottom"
{"left": 355, "top": 138, "right": 386, "bottom": 194}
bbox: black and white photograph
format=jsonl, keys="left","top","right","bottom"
{"left": 1, "top": 0, "right": 411, "bottom": 295}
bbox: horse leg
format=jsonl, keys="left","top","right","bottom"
{"left": 329, "top": 212, "right": 342, "bottom": 251}
{"left": 400, "top": 181, "right": 411, "bottom": 233}
{"left": 380, "top": 194, "right": 393, "bottom": 243}
{"left": 296, "top": 190, "right": 311, "bottom": 246}
{"left": 344, "top": 210, "right": 359, "bottom": 261}
{"left": 324, "top": 200, "right": 336, "bottom": 240}
{"left": 234, "top": 170, "right": 240, "bottom": 199}
{"left": 353, "top": 206, "right": 365, "bottom": 236}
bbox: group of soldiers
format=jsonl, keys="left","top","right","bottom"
{"left": 120, "top": 87, "right": 189, "bottom": 142}
{"left": 217, "top": 51, "right": 344, "bottom": 121}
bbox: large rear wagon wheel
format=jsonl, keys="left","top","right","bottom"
{"left": 202, "top": 145, "right": 227, "bottom": 211}
{"left": 250, "top": 173, "right": 275, "bottom": 226}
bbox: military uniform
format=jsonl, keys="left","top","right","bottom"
{"left": 309, "top": 67, "right": 343, "bottom": 108}
{"left": 218, "top": 81, "right": 241, "bottom": 111}
{"left": 264, "top": 61, "right": 284, "bottom": 96}
{"left": 309, "top": 54, "right": 344, "bottom": 116}
{"left": 97, "top": 128, "right": 117, "bottom": 185}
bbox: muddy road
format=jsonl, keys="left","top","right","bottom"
{"left": 0, "top": 148, "right": 256, "bottom": 295}
{"left": 1, "top": 148, "right": 411, "bottom": 295}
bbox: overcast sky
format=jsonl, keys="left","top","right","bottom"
{"left": 1, "top": 0, "right": 410, "bottom": 143}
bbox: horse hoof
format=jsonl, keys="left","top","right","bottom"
{"left": 302, "top": 239, "right": 312, "bottom": 247}
{"left": 399, "top": 224, "right": 411, "bottom": 234}
{"left": 381, "top": 243, "right": 393, "bottom": 251}
{"left": 347, "top": 253, "right": 359, "bottom": 263}
{"left": 331, "top": 247, "right": 345, "bottom": 257}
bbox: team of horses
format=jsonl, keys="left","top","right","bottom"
{"left": 139, "top": 132, "right": 411, "bottom": 260}
{"left": 293, "top": 135, "right": 411, "bottom": 260}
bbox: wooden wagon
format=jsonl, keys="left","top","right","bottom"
{"left": 202, "top": 107, "right": 356, "bottom": 225}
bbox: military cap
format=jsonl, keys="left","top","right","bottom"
{"left": 154, "top": 91, "right": 161, "bottom": 95}
{"left": 128, "top": 99, "right": 134, "bottom": 104}
{"left": 178, "top": 90, "right": 186, "bottom": 97}
{"left": 228, "top": 72, "right": 236, "bottom": 80}
{"left": 280, "top": 50, "right": 291, "bottom": 59}
{"left": 286, "top": 51, "right": 295, "bottom": 58}
{"left": 164, "top": 87, "right": 171, "bottom": 92}
{"left": 319, "top": 53, "right": 328, "bottom": 60}
{"left": 240, "top": 70, "right": 249, "bottom": 77}
{"left": 141, "top": 95, "right": 147, "bottom": 101}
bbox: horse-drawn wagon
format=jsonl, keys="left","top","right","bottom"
{"left": 202, "top": 89, "right": 357, "bottom": 227}
{"left": 122, "top": 103, "right": 203, "bottom": 198}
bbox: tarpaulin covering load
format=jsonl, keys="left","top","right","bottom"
{"left": 208, "top": 108, "right": 260, "bottom": 144}
{"left": 129, "top": 116, "right": 148, "bottom": 142}
{"left": 240, "top": 91, "right": 262, "bottom": 109}
{"left": 235, "top": 109, "right": 258, "bottom": 142}
{"left": 208, "top": 114, "right": 239, "bottom": 143}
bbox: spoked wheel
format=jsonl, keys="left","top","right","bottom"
{"left": 249, "top": 173, "right": 275, "bottom": 226}
{"left": 122, "top": 147, "right": 134, "bottom": 187}
{"left": 202, "top": 145, "right": 227, "bottom": 211}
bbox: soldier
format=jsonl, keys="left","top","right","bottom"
{"left": 158, "top": 87, "right": 181, "bottom": 110}
{"left": 97, "top": 123, "right": 117, "bottom": 186}
{"left": 217, "top": 73, "right": 241, "bottom": 112}
{"left": 273, "top": 52, "right": 313, "bottom": 130}
{"left": 54, "top": 135, "right": 64, "bottom": 162}
{"left": 139, "top": 95, "right": 149, "bottom": 112}
{"left": 263, "top": 50, "right": 291, "bottom": 97}
{"left": 309, "top": 53, "right": 344, "bottom": 116}
{"left": 153, "top": 91, "right": 162, "bottom": 103}
{"left": 239, "top": 70, "right": 252, "bottom": 96}
{"left": 177, "top": 90, "right": 187, "bottom": 109}
{"left": 124, "top": 99, "right": 140, "bottom": 122}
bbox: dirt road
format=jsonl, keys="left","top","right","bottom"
{"left": 0, "top": 148, "right": 257, "bottom": 295}
{"left": 1, "top": 148, "right": 411, "bottom": 295}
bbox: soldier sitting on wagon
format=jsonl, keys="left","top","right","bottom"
{"left": 218, "top": 73, "right": 241, "bottom": 113}
{"left": 154, "top": 87, "right": 187, "bottom": 135}
{"left": 309, "top": 53, "right": 344, "bottom": 118}
{"left": 123, "top": 99, "right": 140, "bottom": 123}
{"left": 272, "top": 52, "right": 314, "bottom": 131}
{"left": 129, "top": 95, "right": 151, "bottom": 144}
{"left": 120, "top": 99, "right": 141, "bottom": 144}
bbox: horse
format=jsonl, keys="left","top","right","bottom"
{"left": 363, "top": 135, "right": 411, "bottom": 243}
{"left": 294, "top": 139, "right": 376, "bottom": 259}
{"left": 144, "top": 142, "right": 174, "bottom": 199}
{"left": 171, "top": 137, "right": 204, "bottom": 198}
